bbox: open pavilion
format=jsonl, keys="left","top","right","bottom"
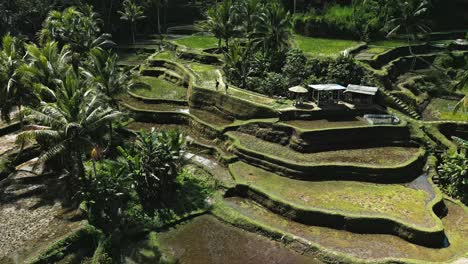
{"left": 345, "top": 85, "right": 379, "bottom": 105}
{"left": 308, "top": 84, "right": 346, "bottom": 106}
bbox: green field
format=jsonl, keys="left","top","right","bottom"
{"left": 174, "top": 35, "right": 219, "bottom": 50}
{"left": 293, "top": 35, "right": 360, "bottom": 57}
{"left": 132, "top": 76, "right": 187, "bottom": 100}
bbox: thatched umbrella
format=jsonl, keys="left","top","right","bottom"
{"left": 288, "top": 86, "right": 308, "bottom": 106}
{"left": 288, "top": 85, "right": 308, "bottom": 94}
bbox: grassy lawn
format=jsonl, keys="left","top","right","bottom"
{"left": 133, "top": 76, "right": 187, "bottom": 100}
{"left": 174, "top": 35, "right": 219, "bottom": 50}
{"left": 229, "top": 161, "right": 437, "bottom": 228}
{"left": 281, "top": 117, "right": 368, "bottom": 130}
{"left": 293, "top": 35, "right": 360, "bottom": 57}
{"left": 423, "top": 98, "right": 467, "bottom": 121}
{"left": 229, "top": 131, "right": 421, "bottom": 166}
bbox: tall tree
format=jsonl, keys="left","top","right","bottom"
{"left": 385, "top": 0, "right": 431, "bottom": 55}
{"left": 0, "top": 34, "right": 31, "bottom": 125}
{"left": 143, "top": 0, "right": 167, "bottom": 34}
{"left": 252, "top": 3, "right": 292, "bottom": 55}
{"left": 18, "top": 69, "right": 122, "bottom": 190}
{"left": 233, "top": 0, "right": 262, "bottom": 40}
{"left": 206, "top": 0, "right": 235, "bottom": 51}
{"left": 118, "top": 0, "right": 146, "bottom": 44}
{"left": 40, "top": 5, "right": 114, "bottom": 54}
{"left": 82, "top": 47, "right": 135, "bottom": 102}
{"left": 19, "top": 41, "right": 71, "bottom": 96}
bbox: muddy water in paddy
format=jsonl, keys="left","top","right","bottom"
{"left": 157, "top": 215, "right": 322, "bottom": 264}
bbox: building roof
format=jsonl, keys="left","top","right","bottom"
{"left": 345, "top": 85, "right": 379, "bottom": 96}
{"left": 308, "top": 84, "right": 346, "bottom": 91}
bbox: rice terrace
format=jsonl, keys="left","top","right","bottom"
{"left": 0, "top": 0, "right": 467, "bottom": 263}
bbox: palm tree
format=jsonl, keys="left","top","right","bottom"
{"left": 385, "top": 0, "right": 431, "bottom": 57}
{"left": 224, "top": 41, "right": 251, "bottom": 89}
{"left": 233, "top": 0, "right": 262, "bottom": 40}
{"left": 19, "top": 41, "right": 71, "bottom": 97}
{"left": 40, "top": 5, "right": 114, "bottom": 53}
{"left": 252, "top": 3, "right": 292, "bottom": 55}
{"left": 143, "top": 0, "right": 167, "bottom": 34}
{"left": 118, "top": 0, "right": 146, "bottom": 44}
{"left": 0, "top": 34, "right": 31, "bottom": 125}
{"left": 18, "top": 69, "right": 122, "bottom": 188}
{"left": 206, "top": 0, "right": 235, "bottom": 51}
{"left": 82, "top": 48, "right": 133, "bottom": 101}
{"left": 82, "top": 47, "right": 144, "bottom": 148}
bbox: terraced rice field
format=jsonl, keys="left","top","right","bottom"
{"left": 133, "top": 76, "right": 187, "bottom": 100}
{"left": 229, "top": 131, "right": 421, "bottom": 166}
{"left": 229, "top": 162, "right": 439, "bottom": 229}
{"left": 116, "top": 94, "right": 188, "bottom": 112}
{"left": 224, "top": 197, "right": 468, "bottom": 263}
{"left": 281, "top": 117, "right": 368, "bottom": 130}
{"left": 423, "top": 98, "right": 468, "bottom": 121}
{"left": 157, "top": 215, "right": 320, "bottom": 264}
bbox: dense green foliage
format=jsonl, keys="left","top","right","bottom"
{"left": 227, "top": 47, "right": 372, "bottom": 96}
{"left": 437, "top": 146, "right": 467, "bottom": 205}
{"left": 118, "top": 129, "right": 186, "bottom": 212}
{"left": 0, "top": 35, "right": 31, "bottom": 123}
{"left": 40, "top": 6, "right": 115, "bottom": 53}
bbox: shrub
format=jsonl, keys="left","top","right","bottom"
{"left": 118, "top": 129, "right": 187, "bottom": 214}
{"left": 437, "top": 151, "right": 467, "bottom": 205}
{"left": 282, "top": 49, "right": 309, "bottom": 86}
{"left": 326, "top": 55, "right": 366, "bottom": 85}
{"left": 292, "top": 2, "right": 384, "bottom": 40}
{"left": 260, "top": 72, "right": 288, "bottom": 96}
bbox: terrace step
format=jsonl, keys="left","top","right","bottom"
{"left": 226, "top": 131, "right": 425, "bottom": 182}
{"left": 221, "top": 196, "right": 467, "bottom": 263}
{"left": 381, "top": 89, "right": 422, "bottom": 119}
{"left": 143, "top": 68, "right": 185, "bottom": 86}
{"left": 227, "top": 161, "right": 446, "bottom": 247}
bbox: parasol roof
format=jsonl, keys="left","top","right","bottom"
{"left": 288, "top": 85, "right": 308, "bottom": 93}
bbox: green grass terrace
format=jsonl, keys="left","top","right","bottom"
{"left": 281, "top": 116, "right": 369, "bottom": 130}
{"left": 229, "top": 162, "right": 440, "bottom": 230}
{"left": 221, "top": 197, "right": 468, "bottom": 263}
{"left": 173, "top": 35, "right": 219, "bottom": 50}
{"left": 132, "top": 76, "right": 187, "bottom": 101}
{"left": 228, "top": 131, "right": 421, "bottom": 167}
{"left": 293, "top": 35, "right": 360, "bottom": 57}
